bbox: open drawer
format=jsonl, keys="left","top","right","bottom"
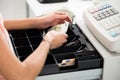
{"left": 8, "top": 24, "right": 103, "bottom": 76}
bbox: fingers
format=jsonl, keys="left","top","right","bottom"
{"left": 59, "top": 14, "right": 71, "bottom": 23}
{"left": 63, "top": 32, "right": 68, "bottom": 38}
{"left": 45, "top": 30, "right": 68, "bottom": 49}
{"left": 0, "top": 74, "right": 5, "bottom": 80}
{"left": 56, "top": 32, "right": 68, "bottom": 44}
{"left": 54, "top": 11, "right": 72, "bottom": 23}
{"left": 54, "top": 12, "right": 67, "bottom": 15}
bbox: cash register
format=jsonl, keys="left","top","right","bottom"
{"left": 24, "top": 0, "right": 120, "bottom": 80}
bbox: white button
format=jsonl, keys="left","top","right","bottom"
{"left": 100, "top": 21, "right": 109, "bottom": 30}
{"left": 105, "top": 20, "right": 114, "bottom": 29}
{"left": 110, "top": 18, "right": 119, "bottom": 27}
{"left": 115, "top": 17, "right": 120, "bottom": 21}
{"left": 115, "top": 16, "right": 120, "bottom": 24}
{"left": 117, "top": 26, "right": 120, "bottom": 34}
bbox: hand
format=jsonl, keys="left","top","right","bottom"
{"left": 44, "top": 30, "right": 68, "bottom": 49}
{"left": 0, "top": 74, "right": 5, "bottom": 80}
{"left": 37, "top": 11, "right": 71, "bottom": 29}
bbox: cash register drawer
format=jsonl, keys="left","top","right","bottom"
{"left": 9, "top": 24, "right": 103, "bottom": 78}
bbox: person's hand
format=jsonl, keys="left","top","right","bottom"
{"left": 37, "top": 11, "right": 71, "bottom": 29}
{"left": 0, "top": 74, "right": 5, "bottom": 80}
{"left": 43, "top": 30, "right": 68, "bottom": 49}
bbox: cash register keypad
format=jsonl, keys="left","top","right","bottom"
{"left": 89, "top": 3, "right": 120, "bottom": 37}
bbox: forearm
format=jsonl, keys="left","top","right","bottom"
{"left": 23, "top": 40, "right": 50, "bottom": 79}
{"left": 0, "top": 36, "right": 50, "bottom": 80}
{"left": 4, "top": 18, "right": 45, "bottom": 30}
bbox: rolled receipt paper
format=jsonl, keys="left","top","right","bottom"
{"left": 48, "top": 21, "right": 69, "bottom": 33}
